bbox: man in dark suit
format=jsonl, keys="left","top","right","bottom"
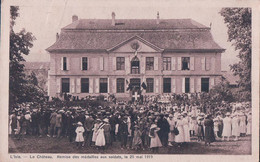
{"left": 84, "top": 112, "right": 94, "bottom": 147}
{"left": 119, "top": 116, "right": 128, "bottom": 149}
{"left": 157, "top": 114, "right": 170, "bottom": 147}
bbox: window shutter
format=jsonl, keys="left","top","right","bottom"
{"left": 107, "top": 78, "right": 110, "bottom": 93}
{"left": 171, "top": 57, "right": 176, "bottom": 70}
{"left": 56, "top": 78, "right": 60, "bottom": 93}
{"left": 182, "top": 78, "right": 185, "bottom": 93}
{"left": 190, "top": 78, "right": 195, "bottom": 93}
{"left": 89, "top": 78, "right": 93, "bottom": 93}
{"left": 201, "top": 57, "right": 206, "bottom": 71}
{"left": 177, "top": 57, "right": 181, "bottom": 70}
{"left": 172, "top": 78, "right": 176, "bottom": 93}
{"left": 71, "top": 78, "right": 75, "bottom": 93}
{"left": 113, "top": 78, "right": 116, "bottom": 93}
{"left": 211, "top": 57, "right": 215, "bottom": 71}
{"left": 155, "top": 78, "right": 159, "bottom": 93}
{"left": 113, "top": 57, "right": 116, "bottom": 70}
{"left": 60, "top": 57, "right": 63, "bottom": 70}
{"left": 87, "top": 57, "right": 90, "bottom": 70}
{"left": 95, "top": 78, "right": 99, "bottom": 93}
{"left": 100, "top": 57, "right": 104, "bottom": 71}
{"left": 125, "top": 57, "right": 130, "bottom": 74}
{"left": 197, "top": 78, "right": 201, "bottom": 92}
{"left": 154, "top": 57, "right": 158, "bottom": 70}
{"left": 67, "top": 57, "right": 70, "bottom": 70}
{"left": 80, "top": 57, "right": 83, "bottom": 70}
{"left": 211, "top": 77, "right": 215, "bottom": 88}
{"left": 190, "top": 57, "right": 195, "bottom": 70}
{"left": 206, "top": 57, "right": 210, "bottom": 71}
{"left": 76, "top": 78, "right": 81, "bottom": 93}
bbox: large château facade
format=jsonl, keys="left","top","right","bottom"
{"left": 46, "top": 13, "right": 225, "bottom": 99}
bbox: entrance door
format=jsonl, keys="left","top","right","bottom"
{"left": 130, "top": 78, "right": 141, "bottom": 90}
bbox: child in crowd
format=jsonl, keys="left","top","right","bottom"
{"left": 75, "top": 122, "right": 85, "bottom": 149}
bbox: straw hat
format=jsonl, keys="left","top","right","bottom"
{"left": 150, "top": 124, "right": 157, "bottom": 129}
{"left": 77, "top": 122, "right": 83, "bottom": 126}
{"left": 103, "top": 118, "right": 109, "bottom": 123}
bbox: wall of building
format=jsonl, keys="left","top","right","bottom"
{"left": 48, "top": 40, "right": 222, "bottom": 99}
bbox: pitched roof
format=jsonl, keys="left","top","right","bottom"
{"left": 46, "top": 19, "right": 224, "bottom": 53}
{"left": 63, "top": 19, "right": 209, "bottom": 30}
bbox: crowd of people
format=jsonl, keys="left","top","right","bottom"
{"left": 9, "top": 93, "right": 252, "bottom": 153}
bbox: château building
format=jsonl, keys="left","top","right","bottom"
{"left": 46, "top": 12, "right": 225, "bottom": 99}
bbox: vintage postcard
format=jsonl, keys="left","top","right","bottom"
{"left": 0, "top": 0, "right": 259, "bottom": 161}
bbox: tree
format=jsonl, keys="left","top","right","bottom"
{"left": 220, "top": 8, "right": 251, "bottom": 101}
{"left": 9, "top": 6, "right": 44, "bottom": 109}
{"left": 209, "top": 76, "right": 234, "bottom": 103}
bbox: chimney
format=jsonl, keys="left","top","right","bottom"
{"left": 72, "top": 15, "right": 78, "bottom": 22}
{"left": 56, "top": 33, "right": 59, "bottom": 42}
{"left": 156, "top": 11, "right": 160, "bottom": 25}
{"left": 111, "top": 12, "right": 116, "bottom": 26}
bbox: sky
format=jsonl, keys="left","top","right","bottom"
{"left": 12, "top": 0, "right": 240, "bottom": 71}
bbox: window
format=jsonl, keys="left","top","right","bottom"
{"left": 201, "top": 78, "right": 209, "bottom": 92}
{"left": 182, "top": 57, "right": 190, "bottom": 70}
{"left": 82, "top": 57, "right": 88, "bottom": 70}
{"left": 185, "top": 78, "right": 190, "bottom": 93}
{"left": 81, "top": 78, "right": 89, "bottom": 93}
{"left": 131, "top": 56, "right": 140, "bottom": 74}
{"left": 63, "top": 57, "right": 67, "bottom": 70}
{"left": 61, "top": 78, "right": 70, "bottom": 93}
{"left": 130, "top": 78, "right": 141, "bottom": 90}
{"left": 146, "top": 78, "right": 154, "bottom": 93}
{"left": 146, "top": 57, "right": 154, "bottom": 70}
{"left": 116, "top": 57, "right": 125, "bottom": 70}
{"left": 100, "top": 78, "right": 108, "bottom": 93}
{"left": 163, "top": 78, "right": 171, "bottom": 93}
{"left": 117, "top": 78, "right": 125, "bottom": 93}
{"left": 163, "top": 57, "right": 171, "bottom": 70}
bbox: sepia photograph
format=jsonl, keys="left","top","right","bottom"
{"left": 2, "top": 0, "right": 257, "bottom": 159}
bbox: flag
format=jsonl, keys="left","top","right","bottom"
{"left": 126, "top": 80, "right": 132, "bottom": 91}
{"left": 141, "top": 82, "right": 147, "bottom": 90}
{"left": 127, "top": 83, "right": 132, "bottom": 91}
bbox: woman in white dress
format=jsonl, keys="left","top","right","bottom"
{"left": 149, "top": 120, "right": 162, "bottom": 153}
{"left": 246, "top": 112, "right": 252, "bottom": 135}
{"left": 167, "top": 114, "right": 175, "bottom": 146}
{"left": 213, "top": 116, "right": 220, "bottom": 140}
{"left": 222, "top": 112, "right": 232, "bottom": 141}
{"left": 95, "top": 121, "right": 106, "bottom": 150}
{"left": 182, "top": 113, "right": 190, "bottom": 142}
{"left": 189, "top": 116, "right": 197, "bottom": 137}
{"left": 231, "top": 113, "right": 240, "bottom": 141}
{"left": 175, "top": 115, "right": 185, "bottom": 147}
{"left": 92, "top": 119, "right": 101, "bottom": 145}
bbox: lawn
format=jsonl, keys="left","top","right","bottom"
{"left": 9, "top": 135, "right": 251, "bottom": 155}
